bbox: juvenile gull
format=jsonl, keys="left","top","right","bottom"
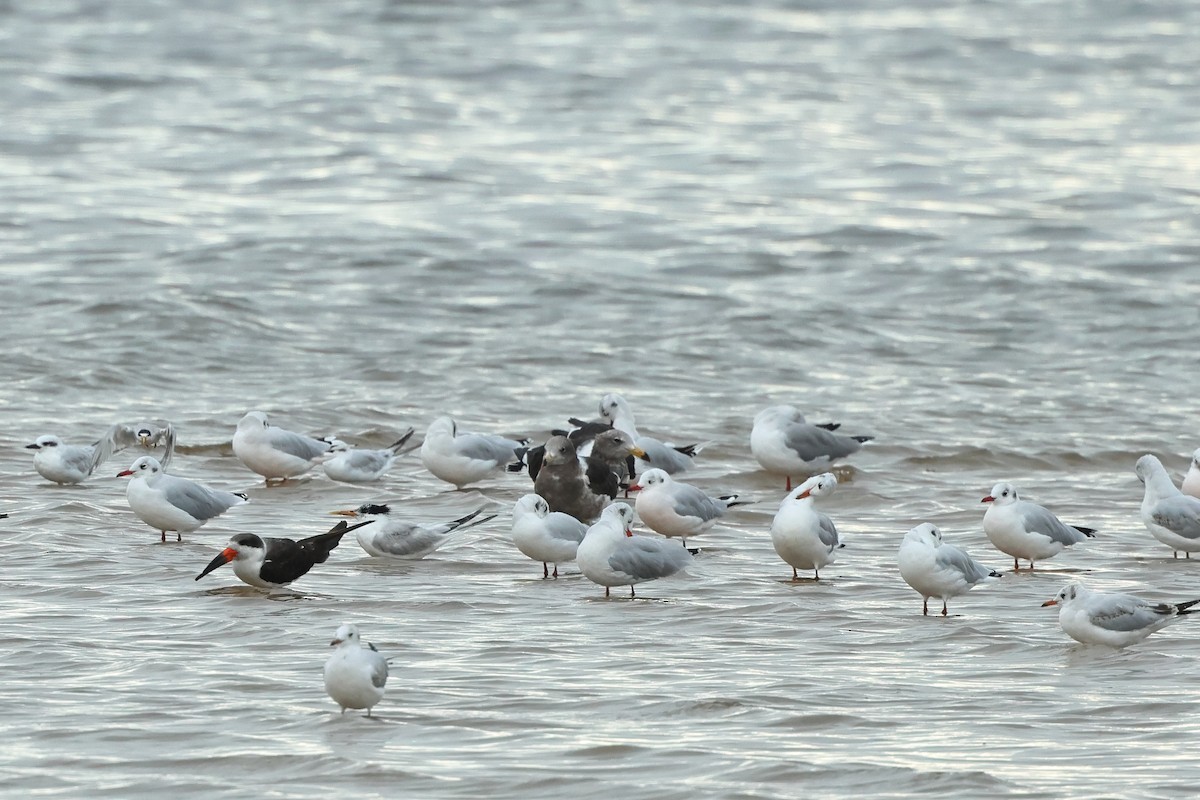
{"left": 232, "top": 411, "right": 332, "bottom": 484}
{"left": 419, "top": 416, "right": 525, "bottom": 488}
{"left": 524, "top": 428, "right": 640, "bottom": 498}
{"left": 897, "top": 523, "right": 1001, "bottom": 616}
{"left": 194, "top": 519, "right": 372, "bottom": 590}
{"left": 750, "top": 405, "right": 872, "bottom": 490}
{"left": 322, "top": 428, "right": 415, "bottom": 484}
{"left": 533, "top": 435, "right": 610, "bottom": 523}
{"left": 629, "top": 468, "right": 747, "bottom": 547}
{"left": 1042, "top": 582, "right": 1200, "bottom": 648}
{"left": 576, "top": 503, "right": 691, "bottom": 598}
{"left": 769, "top": 472, "right": 842, "bottom": 580}
{"left": 324, "top": 623, "right": 389, "bottom": 717}
{"left": 331, "top": 503, "right": 494, "bottom": 559}
{"left": 1134, "top": 454, "right": 1200, "bottom": 559}
{"left": 511, "top": 493, "right": 588, "bottom": 578}
{"left": 117, "top": 456, "right": 248, "bottom": 542}
{"left": 598, "top": 393, "right": 701, "bottom": 474}
{"left": 981, "top": 482, "right": 1095, "bottom": 571}
{"left": 25, "top": 426, "right": 119, "bottom": 485}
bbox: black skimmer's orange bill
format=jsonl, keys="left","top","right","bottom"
{"left": 195, "top": 519, "right": 373, "bottom": 589}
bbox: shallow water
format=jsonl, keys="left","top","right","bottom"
{"left": 2, "top": 0, "right": 1200, "bottom": 797}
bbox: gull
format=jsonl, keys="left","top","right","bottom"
{"left": 981, "top": 482, "right": 1095, "bottom": 571}
{"left": 1042, "top": 582, "right": 1200, "bottom": 648}
{"left": 1182, "top": 448, "right": 1200, "bottom": 499}
{"left": 769, "top": 472, "right": 842, "bottom": 580}
{"left": 1134, "top": 454, "right": 1200, "bottom": 558}
{"left": 25, "top": 426, "right": 119, "bottom": 485}
{"left": 117, "top": 456, "right": 248, "bottom": 542}
{"left": 113, "top": 421, "right": 177, "bottom": 469}
{"left": 419, "top": 416, "right": 525, "bottom": 488}
{"left": 598, "top": 393, "right": 702, "bottom": 474}
{"left": 525, "top": 428, "right": 642, "bottom": 498}
{"left": 750, "top": 405, "right": 872, "bottom": 490}
{"left": 533, "top": 435, "right": 610, "bottom": 523}
{"left": 232, "top": 411, "right": 332, "bottom": 484}
{"left": 897, "top": 523, "right": 1002, "bottom": 616}
{"left": 324, "top": 623, "right": 389, "bottom": 717}
{"left": 322, "top": 428, "right": 415, "bottom": 483}
{"left": 629, "top": 468, "right": 748, "bottom": 547}
{"left": 194, "top": 519, "right": 372, "bottom": 589}
{"left": 576, "top": 503, "right": 691, "bottom": 598}
{"left": 330, "top": 503, "right": 494, "bottom": 559}
{"left": 511, "top": 494, "right": 588, "bottom": 578}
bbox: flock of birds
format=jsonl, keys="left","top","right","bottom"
{"left": 19, "top": 392, "right": 1200, "bottom": 716}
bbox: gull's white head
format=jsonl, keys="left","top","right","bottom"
{"left": 1134, "top": 454, "right": 1164, "bottom": 484}
{"left": 513, "top": 494, "right": 550, "bottom": 520}
{"left": 425, "top": 416, "right": 456, "bottom": 438}
{"left": 26, "top": 435, "right": 63, "bottom": 451}
{"left": 602, "top": 502, "right": 637, "bottom": 534}
{"left": 754, "top": 405, "right": 804, "bottom": 427}
{"left": 982, "top": 482, "right": 1018, "bottom": 506}
{"left": 599, "top": 393, "right": 631, "bottom": 422}
{"left": 631, "top": 468, "right": 670, "bottom": 491}
{"left": 788, "top": 472, "right": 837, "bottom": 502}
{"left": 117, "top": 455, "right": 163, "bottom": 479}
{"left": 905, "top": 522, "right": 943, "bottom": 547}
{"left": 330, "top": 623, "right": 361, "bottom": 648}
{"left": 1042, "top": 582, "right": 1085, "bottom": 608}
{"left": 237, "top": 411, "right": 269, "bottom": 431}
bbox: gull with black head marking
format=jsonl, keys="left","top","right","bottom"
{"left": 331, "top": 503, "right": 495, "bottom": 559}
{"left": 769, "top": 472, "right": 843, "bottom": 581}
{"left": 324, "top": 623, "right": 389, "bottom": 717}
{"left": 898, "top": 523, "right": 1002, "bottom": 616}
{"left": 981, "top": 482, "right": 1095, "bottom": 571}
{"left": 117, "top": 455, "right": 248, "bottom": 542}
{"left": 322, "top": 428, "right": 415, "bottom": 484}
{"left": 630, "top": 468, "right": 748, "bottom": 548}
{"left": 195, "top": 519, "right": 372, "bottom": 589}
{"left": 1042, "top": 582, "right": 1200, "bottom": 648}
{"left": 26, "top": 426, "right": 120, "bottom": 485}
{"left": 576, "top": 503, "right": 692, "bottom": 598}
{"left": 511, "top": 493, "right": 589, "bottom": 578}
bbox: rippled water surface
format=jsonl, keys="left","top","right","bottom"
{"left": 3, "top": 1, "right": 1200, "bottom": 797}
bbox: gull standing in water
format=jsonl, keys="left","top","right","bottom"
{"left": 324, "top": 623, "right": 389, "bottom": 717}
{"left": 897, "top": 523, "right": 1001, "bottom": 616}
{"left": 576, "top": 503, "right": 691, "bottom": 598}
{"left": 1134, "top": 454, "right": 1200, "bottom": 558}
{"left": 511, "top": 494, "right": 588, "bottom": 578}
{"left": 769, "top": 473, "right": 843, "bottom": 580}
{"left": 322, "top": 428, "right": 415, "bottom": 483}
{"left": 1042, "top": 582, "right": 1200, "bottom": 648}
{"left": 419, "top": 416, "right": 525, "bottom": 489}
{"left": 118, "top": 456, "right": 248, "bottom": 542}
{"left": 533, "top": 435, "right": 610, "bottom": 523}
{"left": 981, "top": 482, "right": 1095, "bottom": 571}
{"left": 330, "top": 503, "right": 494, "bottom": 559}
{"left": 232, "top": 411, "right": 332, "bottom": 484}
{"left": 629, "top": 468, "right": 747, "bottom": 547}
{"left": 750, "top": 405, "right": 872, "bottom": 491}
{"left": 25, "top": 426, "right": 119, "bottom": 485}
{"left": 598, "top": 393, "right": 702, "bottom": 474}
{"left": 195, "top": 520, "right": 372, "bottom": 590}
